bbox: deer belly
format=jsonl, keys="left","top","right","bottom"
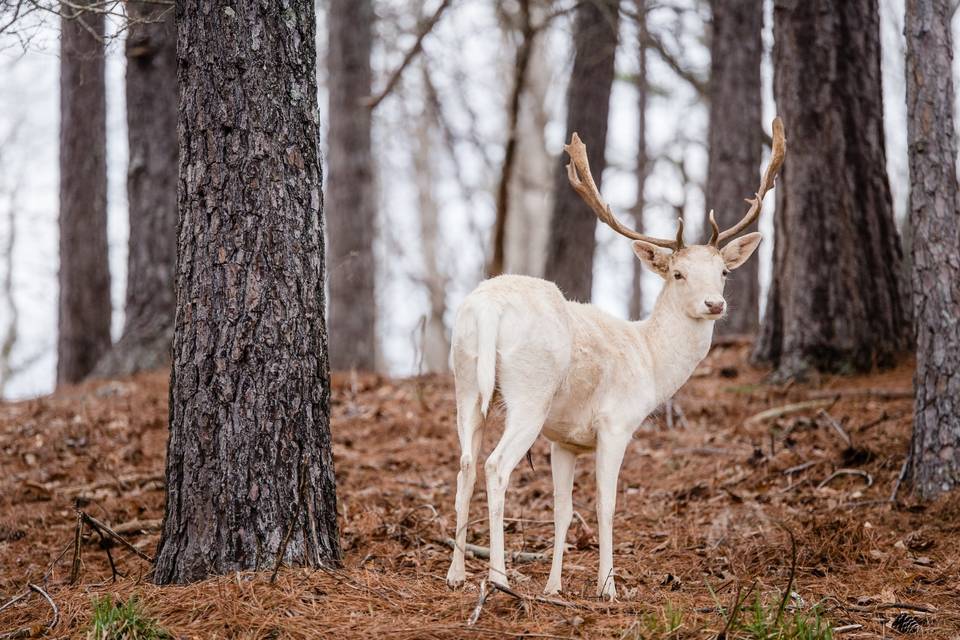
{"left": 541, "top": 420, "right": 597, "bottom": 452}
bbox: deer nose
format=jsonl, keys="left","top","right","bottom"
{"left": 705, "top": 299, "right": 725, "bottom": 315}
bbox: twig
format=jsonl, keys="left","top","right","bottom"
{"left": 69, "top": 511, "right": 83, "bottom": 584}
{"left": 364, "top": 0, "right": 453, "bottom": 110}
{"left": 79, "top": 511, "right": 153, "bottom": 563}
{"left": 467, "top": 579, "right": 491, "bottom": 625}
{"left": 817, "top": 409, "right": 852, "bottom": 447}
{"left": 783, "top": 460, "right": 821, "bottom": 475}
{"left": 817, "top": 469, "right": 873, "bottom": 490}
{"left": 443, "top": 538, "right": 546, "bottom": 563}
{"left": 0, "top": 591, "right": 29, "bottom": 616}
{"left": 890, "top": 455, "right": 910, "bottom": 502}
{"left": 774, "top": 523, "right": 798, "bottom": 627}
{"left": 27, "top": 584, "right": 58, "bottom": 631}
{"left": 805, "top": 388, "right": 912, "bottom": 401}
{"left": 832, "top": 624, "right": 863, "bottom": 633}
{"left": 744, "top": 400, "right": 833, "bottom": 427}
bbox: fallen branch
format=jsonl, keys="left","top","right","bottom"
{"left": 890, "top": 455, "right": 910, "bottom": 502}
{"left": 467, "top": 579, "right": 491, "bottom": 626}
{"left": 112, "top": 518, "right": 162, "bottom": 535}
{"left": 832, "top": 624, "right": 863, "bottom": 633}
{"left": 817, "top": 409, "right": 852, "bottom": 447}
{"left": 744, "top": 400, "right": 833, "bottom": 427}
{"left": 782, "top": 460, "right": 822, "bottom": 475}
{"left": 79, "top": 511, "right": 153, "bottom": 563}
{"left": 817, "top": 469, "right": 873, "bottom": 490}
{"left": 28, "top": 584, "right": 58, "bottom": 632}
{"left": 443, "top": 538, "right": 546, "bottom": 563}
{"left": 805, "top": 388, "right": 912, "bottom": 401}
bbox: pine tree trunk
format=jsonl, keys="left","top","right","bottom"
{"left": 904, "top": 0, "right": 960, "bottom": 499}
{"left": 544, "top": 0, "right": 620, "bottom": 303}
{"left": 94, "top": 1, "right": 177, "bottom": 377}
{"left": 753, "top": 0, "right": 908, "bottom": 379}
{"left": 327, "top": 0, "right": 376, "bottom": 371}
{"left": 57, "top": 1, "right": 111, "bottom": 385}
{"left": 154, "top": 0, "right": 340, "bottom": 584}
{"left": 706, "top": 0, "right": 762, "bottom": 336}
{"left": 629, "top": 13, "right": 647, "bottom": 321}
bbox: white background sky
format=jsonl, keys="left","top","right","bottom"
{"left": 0, "top": 0, "right": 956, "bottom": 400}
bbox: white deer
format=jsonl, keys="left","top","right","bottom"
{"left": 445, "top": 119, "right": 786, "bottom": 599}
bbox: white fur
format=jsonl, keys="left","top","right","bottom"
{"left": 445, "top": 235, "right": 761, "bottom": 599}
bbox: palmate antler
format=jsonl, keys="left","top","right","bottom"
{"left": 566, "top": 117, "right": 786, "bottom": 251}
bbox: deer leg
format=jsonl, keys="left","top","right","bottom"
{"left": 595, "top": 431, "right": 630, "bottom": 600}
{"left": 446, "top": 395, "right": 484, "bottom": 588}
{"left": 484, "top": 408, "right": 544, "bottom": 587}
{"left": 544, "top": 443, "right": 576, "bottom": 595}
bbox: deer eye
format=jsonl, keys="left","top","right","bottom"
{"left": 673, "top": 271, "right": 684, "bottom": 280}
{"left": 722, "top": 269, "right": 730, "bottom": 277}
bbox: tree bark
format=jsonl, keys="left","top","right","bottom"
{"left": 154, "top": 0, "right": 340, "bottom": 584}
{"left": 629, "top": 5, "right": 648, "bottom": 321}
{"left": 94, "top": 1, "right": 177, "bottom": 378}
{"left": 57, "top": 1, "right": 111, "bottom": 385}
{"left": 904, "top": 0, "right": 960, "bottom": 499}
{"left": 544, "top": 0, "right": 620, "bottom": 303}
{"left": 327, "top": 0, "right": 377, "bottom": 371}
{"left": 705, "top": 0, "right": 762, "bottom": 335}
{"left": 753, "top": 0, "right": 909, "bottom": 379}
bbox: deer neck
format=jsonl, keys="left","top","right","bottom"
{"left": 636, "top": 288, "right": 714, "bottom": 402}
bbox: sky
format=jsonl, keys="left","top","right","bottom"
{"left": 0, "top": 0, "right": 955, "bottom": 400}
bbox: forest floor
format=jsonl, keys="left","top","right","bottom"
{"left": 0, "top": 343, "right": 958, "bottom": 639}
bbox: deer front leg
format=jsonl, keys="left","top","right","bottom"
{"left": 544, "top": 443, "right": 577, "bottom": 595}
{"left": 595, "top": 430, "right": 630, "bottom": 600}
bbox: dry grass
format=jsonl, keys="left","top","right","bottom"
{"left": 0, "top": 344, "right": 958, "bottom": 638}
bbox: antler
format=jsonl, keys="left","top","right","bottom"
{"left": 565, "top": 132, "right": 684, "bottom": 250}
{"left": 714, "top": 117, "right": 786, "bottom": 245}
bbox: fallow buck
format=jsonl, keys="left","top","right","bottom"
{"left": 446, "top": 118, "right": 786, "bottom": 599}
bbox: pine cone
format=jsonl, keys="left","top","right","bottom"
{"left": 891, "top": 612, "right": 921, "bottom": 634}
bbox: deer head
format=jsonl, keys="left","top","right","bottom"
{"left": 565, "top": 117, "right": 786, "bottom": 320}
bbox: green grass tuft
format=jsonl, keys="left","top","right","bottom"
{"left": 86, "top": 596, "right": 171, "bottom": 640}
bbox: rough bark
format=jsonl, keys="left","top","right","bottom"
{"left": 753, "top": 0, "right": 909, "bottom": 379}
{"left": 904, "top": 0, "right": 960, "bottom": 499}
{"left": 544, "top": 0, "right": 620, "bottom": 302}
{"left": 57, "top": 1, "right": 111, "bottom": 385}
{"left": 94, "top": 1, "right": 177, "bottom": 377}
{"left": 327, "top": 0, "right": 376, "bottom": 371}
{"left": 154, "top": 0, "right": 340, "bottom": 584}
{"left": 629, "top": 7, "right": 648, "bottom": 321}
{"left": 705, "top": 0, "right": 762, "bottom": 335}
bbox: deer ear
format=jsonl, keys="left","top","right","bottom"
{"left": 721, "top": 232, "right": 762, "bottom": 270}
{"left": 632, "top": 241, "right": 672, "bottom": 277}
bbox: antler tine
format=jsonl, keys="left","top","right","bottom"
{"left": 717, "top": 117, "right": 786, "bottom": 244}
{"left": 707, "top": 209, "right": 719, "bottom": 246}
{"left": 565, "top": 133, "right": 679, "bottom": 250}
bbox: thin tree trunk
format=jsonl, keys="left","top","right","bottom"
{"left": 414, "top": 79, "right": 450, "bottom": 374}
{"left": 706, "top": 0, "right": 762, "bottom": 335}
{"left": 544, "top": 0, "right": 620, "bottom": 303}
{"left": 904, "top": 0, "right": 960, "bottom": 499}
{"left": 327, "top": 0, "right": 377, "bottom": 371}
{"left": 94, "top": 1, "right": 177, "bottom": 377}
{"left": 753, "top": 0, "right": 909, "bottom": 379}
{"left": 629, "top": 5, "right": 648, "bottom": 320}
{"left": 155, "top": 0, "right": 340, "bottom": 584}
{"left": 488, "top": 0, "right": 532, "bottom": 278}
{"left": 503, "top": 1, "right": 554, "bottom": 278}
{"left": 57, "top": 0, "right": 111, "bottom": 385}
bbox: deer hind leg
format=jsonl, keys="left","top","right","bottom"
{"left": 484, "top": 398, "right": 549, "bottom": 587}
{"left": 446, "top": 388, "right": 485, "bottom": 588}
{"left": 544, "top": 442, "right": 577, "bottom": 595}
